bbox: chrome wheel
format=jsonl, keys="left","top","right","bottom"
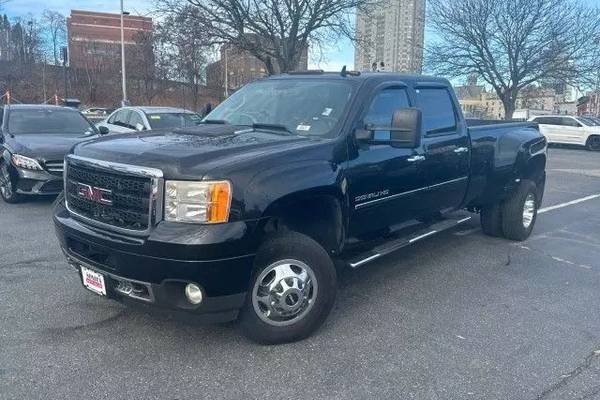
{"left": 522, "top": 192, "right": 536, "bottom": 229}
{"left": 0, "top": 164, "right": 13, "bottom": 199}
{"left": 252, "top": 259, "right": 318, "bottom": 327}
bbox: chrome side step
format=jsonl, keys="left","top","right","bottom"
{"left": 346, "top": 213, "right": 473, "bottom": 269}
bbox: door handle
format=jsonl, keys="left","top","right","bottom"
{"left": 407, "top": 155, "right": 425, "bottom": 162}
{"left": 454, "top": 147, "right": 469, "bottom": 154}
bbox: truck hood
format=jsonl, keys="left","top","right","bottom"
{"left": 71, "top": 125, "right": 324, "bottom": 179}
{"left": 5, "top": 133, "right": 96, "bottom": 162}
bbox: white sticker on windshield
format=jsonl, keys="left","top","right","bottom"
{"left": 296, "top": 124, "right": 311, "bottom": 131}
{"left": 322, "top": 108, "right": 333, "bottom": 116}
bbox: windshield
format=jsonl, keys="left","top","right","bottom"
{"left": 578, "top": 116, "right": 600, "bottom": 126}
{"left": 8, "top": 109, "right": 95, "bottom": 135}
{"left": 146, "top": 112, "right": 202, "bottom": 129}
{"left": 204, "top": 79, "right": 354, "bottom": 137}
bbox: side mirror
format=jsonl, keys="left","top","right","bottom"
{"left": 390, "top": 108, "right": 421, "bottom": 148}
{"left": 356, "top": 108, "right": 422, "bottom": 148}
{"left": 135, "top": 123, "right": 145, "bottom": 132}
{"left": 98, "top": 126, "right": 110, "bottom": 135}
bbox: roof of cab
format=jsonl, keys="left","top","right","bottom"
{"left": 268, "top": 71, "right": 451, "bottom": 86}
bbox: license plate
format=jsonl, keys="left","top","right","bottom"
{"left": 81, "top": 266, "right": 106, "bottom": 296}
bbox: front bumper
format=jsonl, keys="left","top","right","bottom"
{"left": 15, "top": 167, "right": 63, "bottom": 195}
{"left": 54, "top": 200, "right": 262, "bottom": 322}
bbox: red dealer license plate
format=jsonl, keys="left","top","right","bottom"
{"left": 81, "top": 266, "right": 106, "bottom": 296}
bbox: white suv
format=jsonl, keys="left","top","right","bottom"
{"left": 529, "top": 115, "right": 600, "bottom": 151}
{"left": 97, "top": 106, "right": 202, "bottom": 134}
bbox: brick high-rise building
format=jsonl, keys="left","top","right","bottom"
{"left": 354, "top": 0, "right": 425, "bottom": 73}
{"left": 67, "top": 10, "right": 153, "bottom": 71}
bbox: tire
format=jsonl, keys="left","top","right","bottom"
{"left": 239, "top": 232, "right": 337, "bottom": 344}
{"left": 0, "top": 162, "right": 22, "bottom": 204}
{"left": 586, "top": 135, "right": 600, "bottom": 151}
{"left": 501, "top": 179, "right": 538, "bottom": 241}
{"left": 480, "top": 203, "right": 503, "bottom": 237}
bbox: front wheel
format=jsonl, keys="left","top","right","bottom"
{"left": 501, "top": 179, "right": 538, "bottom": 241}
{"left": 239, "top": 232, "right": 337, "bottom": 344}
{"left": 0, "top": 162, "right": 21, "bottom": 204}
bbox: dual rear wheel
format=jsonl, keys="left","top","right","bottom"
{"left": 480, "top": 179, "right": 539, "bottom": 241}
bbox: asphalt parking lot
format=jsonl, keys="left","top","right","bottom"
{"left": 1, "top": 147, "right": 599, "bottom": 400}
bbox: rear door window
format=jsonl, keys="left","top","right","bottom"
{"left": 415, "top": 88, "right": 457, "bottom": 134}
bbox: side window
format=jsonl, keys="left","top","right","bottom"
{"left": 546, "top": 117, "right": 562, "bottom": 126}
{"left": 0, "top": 107, "right": 4, "bottom": 128}
{"left": 129, "top": 112, "right": 144, "bottom": 130}
{"left": 364, "top": 88, "right": 410, "bottom": 140}
{"left": 415, "top": 88, "right": 456, "bottom": 134}
{"left": 561, "top": 117, "right": 580, "bottom": 127}
{"left": 107, "top": 111, "right": 120, "bottom": 125}
{"left": 115, "top": 110, "right": 132, "bottom": 128}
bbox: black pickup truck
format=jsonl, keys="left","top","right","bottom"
{"left": 53, "top": 72, "right": 546, "bottom": 344}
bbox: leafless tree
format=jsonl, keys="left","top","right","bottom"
{"left": 41, "top": 10, "right": 66, "bottom": 65}
{"left": 426, "top": 0, "right": 600, "bottom": 119}
{"left": 157, "top": 0, "right": 375, "bottom": 75}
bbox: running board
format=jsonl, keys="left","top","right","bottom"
{"left": 345, "top": 213, "right": 473, "bottom": 269}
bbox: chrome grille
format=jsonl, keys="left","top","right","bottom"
{"left": 64, "top": 156, "right": 163, "bottom": 235}
{"left": 44, "top": 160, "right": 64, "bottom": 176}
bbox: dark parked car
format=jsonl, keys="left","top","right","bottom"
{"left": 0, "top": 104, "right": 106, "bottom": 203}
{"left": 54, "top": 72, "right": 546, "bottom": 344}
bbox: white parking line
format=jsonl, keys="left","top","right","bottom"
{"left": 538, "top": 194, "right": 600, "bottom": 214}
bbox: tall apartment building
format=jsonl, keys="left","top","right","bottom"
{"left": 354, "top": 0, "right": 425, "bottom": 73}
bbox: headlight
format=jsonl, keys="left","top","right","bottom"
{"left": 164, "top": 180, "right": 231, "bottom": 224}
{"left": 11, "top": 154, "right": 43, "bottom": 171}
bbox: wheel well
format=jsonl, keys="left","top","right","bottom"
{"left": 523, "top": 154, "right": 546, "bottom": 183}
{"left": 260, "top": 194, "right": 344, "bottom": 255}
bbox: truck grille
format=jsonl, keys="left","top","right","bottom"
{"left": 65, "top": 157, "right": 162, "bottom": 233}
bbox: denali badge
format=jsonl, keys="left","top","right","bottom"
{"left": 76, "top": 183, "right": 113, "bottom": 206}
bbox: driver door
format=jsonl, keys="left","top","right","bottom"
{"left": 346, "top": 85, "right": 428, "bottom": 237}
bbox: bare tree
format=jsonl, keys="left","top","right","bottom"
{"left": 426, "top": 0, "right": 600, "bottom": 119}
{"left": 158, "top": 0, "right": 374, "bottom": 75}
{"left": 41, "top": 10, "right": 66, "bottom": 65}
{"left": 155, "top": 14, "right": 210, "bottom": 110}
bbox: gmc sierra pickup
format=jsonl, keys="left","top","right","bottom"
{"left": 53, "top": 71, "right": 547, "bottom": 344}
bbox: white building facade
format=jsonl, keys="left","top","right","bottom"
{"left": 354, "top": 0, "right": 426, "bottom": 73}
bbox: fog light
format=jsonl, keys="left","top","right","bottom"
{"left": 185, "top": 283, "right": 203, "bottom": 304}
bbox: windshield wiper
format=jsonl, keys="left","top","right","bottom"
{"left": 201, "top": 119, "right": 228, "bottom": 124}
{"left": 251, "top": 123, "right": 293, "bottom": 135}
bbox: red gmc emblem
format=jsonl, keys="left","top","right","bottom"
{"left": 76, "top": 183, "right": 113, "bottom": 206}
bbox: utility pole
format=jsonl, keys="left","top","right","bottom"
{"left": 62, "top": 46, "right": 68, "bottom": 99}
{"left": 224, "top": 46, "right": 229, "bottom": 98}
{"left": 120, "top": 0, "right": 129, "bottom": 106}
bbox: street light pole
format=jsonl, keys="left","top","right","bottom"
{"left": 120, "top": 0, "right": 128, "bottom": 106}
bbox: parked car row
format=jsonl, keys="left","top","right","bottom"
{"left": 0, "top": 104, "right": 203, "bottom": 203}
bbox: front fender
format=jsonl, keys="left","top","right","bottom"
{"left": 243, "top": 159, "right": 347, "bottom": 219}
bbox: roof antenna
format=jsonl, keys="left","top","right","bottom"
{"left": 341, "top": 65, "right": 347, "bottom": 77}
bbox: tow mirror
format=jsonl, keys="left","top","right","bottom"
{"left": 356, "top": 108, "right": 422, "bottom": 148}
{"left": 98, "top": 126, "right": 110, "bottom": 135}
{"left": 390, "top": 108, "right": 421, "bottom": 148}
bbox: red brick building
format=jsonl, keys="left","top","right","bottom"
{"left": 206, "top": 41, "right": 309, "bottom": 91}
{"left": 67, "top": 10, "right": 153, "bottom": 71}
